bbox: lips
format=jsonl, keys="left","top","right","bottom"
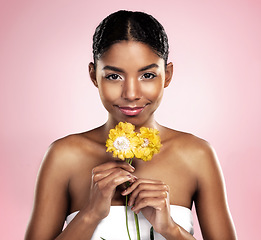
{"left": 118, "top": 106, "right": 144, "bottom": 116}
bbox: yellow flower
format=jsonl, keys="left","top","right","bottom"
{"left": 134, "top": 127, "right": 162, "bottom": 161}
{"left": 106, "top": 122, "right": 162, "bottom": 161}
{"left": 105, "top": 122, "right": 161, "bottom": 240}
{"left": 106, "top": 122, "right": 140, "bottom": 160}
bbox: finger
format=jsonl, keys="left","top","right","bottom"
{"left": 104, "top": 169, "right": 137, "bottom": 187}
{"left": 95, "top": 170, "right": 137, "bottom": 196}
{"left": 124, "top": 181, "right": 168, "bottom": 204}
{"left": 131, "top": 197, "right": 169, "bottom": 214}
{"left": 128, "top": 190, "right": 168, "bottom": 207}
{"left": 121, "top": 178, "right": 163, "bottom": 196}
{"left": 92, "top": 161, "right": 135, "bottom": 174}
{"left": 93, "top": 167, "right": 135, "bottom": 183}
{"left": 93, "top": 167, "right": 137, "bottom": 183}
{"left": 126, "top": 181, "right": 169, "bottom": 206}
{"left": 128, "top": 184, "right": 168, "bottom": 206}
{"left": 94, "top": 175, "right": 133, "bottom": 198}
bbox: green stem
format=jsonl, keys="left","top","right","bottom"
{"left": 125, "top": 158, "right": 141, "bottom": 240}
{"left": 150, "top": 226, "right": 154, "bottom": 240}
{"left": 134, "top": 212, "right": 141, "bottom": 240}
{"left": 125, "top": 158, "right": 132, "bottom": 240}
{"left": 125, "top": 195, "right": 132, "bottom": 240}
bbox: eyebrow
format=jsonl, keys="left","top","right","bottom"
{"left": 138, "top": 63, "right": 159, "bottom": 72}
{"left": 102, "top": 65, "right": 124, "bottom": 73}
{"left": 102, "top": 63, "right": 159, "bottom": 73}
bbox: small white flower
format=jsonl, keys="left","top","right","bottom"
{"left": 113, "top": 136, "right": 130, "bottom": 150}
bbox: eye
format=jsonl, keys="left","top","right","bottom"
{"left": 141, "top": 73, "right": 156, "bottom": 80}
{"left": 105, "top": 74, "right": 122, "bottom": 81}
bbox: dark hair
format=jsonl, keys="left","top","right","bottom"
{"left": 92, "top": 10, "right": 169, "bottom": 67}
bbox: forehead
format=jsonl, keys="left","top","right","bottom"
{"left": 97, "top": 41, "right": 165, "bottom": 70}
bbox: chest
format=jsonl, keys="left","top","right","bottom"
{"left": 68, "top": 151, "right": 197, "bottom": 213}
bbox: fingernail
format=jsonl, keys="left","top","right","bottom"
{"left": 127, "top": 174, "right": 133, "bottom": 179}
{"left": 130, "top": 165, "right": 135, "bottom": 170}
{"left": 121, "top": 189, "right": 127, "bottom": 195}
{"left": 127, "top": 174, "right": 136, "bottom": 178}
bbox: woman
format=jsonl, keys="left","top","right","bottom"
{"left": 25, "top": 10, "right": 237, "bottom": 239}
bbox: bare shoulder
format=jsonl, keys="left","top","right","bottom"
{"left": 41, "top": 127, "right": 106, "bottom": 178}
{"left": 25, "top": 130, "right": 106, "bottom": 240}
{"left": 47, "top": 132, "right": 98, "bottom": 160}
{"left": 162, "top": 127, "right": 215, "bottom": 158}
{"left": 163, "top": 130, "right": 237, "bottom": 239}
{"left": 161, "top": 127, "right": 219, "bottom": 176}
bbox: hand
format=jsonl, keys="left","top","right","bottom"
{"left": 122, "top": 178, "right": 174, "bottom": 234}
{"left": 84, "top": 161, "right": 137, "bottom": 222}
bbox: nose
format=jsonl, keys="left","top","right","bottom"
{"left": 121, "top": 77, "right": 141, "bottom": 101}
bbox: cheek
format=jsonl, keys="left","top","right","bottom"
{"left": 142, "top": 81, "right": 164, "bottom": 101}
{"left": 99, "top": 82, "right": 122, "bottom": 102}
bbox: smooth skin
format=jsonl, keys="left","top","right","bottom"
{"left": 25, "top": 41, "right": 237, "bottom": 240}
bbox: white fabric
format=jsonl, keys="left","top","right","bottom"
{"left": 66, "top": 205, "right": 194, "bottom": 239}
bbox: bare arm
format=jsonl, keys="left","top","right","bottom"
{"left": 160, "top": 142, "right": 237, "bottom": 240}
{"left": 25, "top": 140, "right": 100, "bottom": 240}
{"left": 123, "top": 178, "right": 196, "bottom": 240}
{"left": 194, "top": 142, "right": 237, "bottom": 240}
{"left": 25, "top": 139, "right": 136, "bottom": 240}
{"left": 25, "top": 142, "right": 72, "bottom": 239}
{"left": 122, "top": 139, "right": 237, "bottom": 240}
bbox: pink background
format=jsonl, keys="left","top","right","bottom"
{"left": 1, "top": 0, "right": 260, "bottom": 239}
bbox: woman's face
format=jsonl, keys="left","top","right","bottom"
{"left": 89, "top": 41, "right": 173, "bottom": 128}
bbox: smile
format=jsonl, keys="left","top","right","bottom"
{"left": 118, "top": 106, "right": 145, "bottom": 116}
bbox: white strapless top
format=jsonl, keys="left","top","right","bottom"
{"left": 66, "top": 205, "right": 194, "bottom": 239}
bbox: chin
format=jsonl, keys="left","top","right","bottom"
{"left": 122, "top": 116, "right": 153, "bottom": 128}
